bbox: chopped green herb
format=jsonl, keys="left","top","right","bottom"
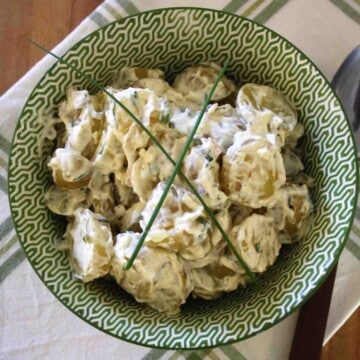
{"left": 97, "top": 218, "right": 108, "bottom": 224}
{"left": 255, "top": 243, "right": 261, "bottom": 253}
{"left": 83, "top": 235, "right": 92, "bottom": 243}
{"left": 131, "top": 90, "right": 139, "bottom": 107}
{"left": 98, "top": 142, "right": 105, "bottom": 155}
{"left": 196, "top": 216, "right": 208, "bottom": 225}
{"left": 149, "top": 163, "right": 159, "bottom": 175}
{"left": 205, "top": 153, "right": 213, "bottom": 162}
{"left": 160, "top": 99, "right": 170, "bottom": 124}
{"left": 160, "top": 112, "right": 170, "bottom": 124}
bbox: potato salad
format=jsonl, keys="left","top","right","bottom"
{"left": 45, "top": 63, "right": 313, "bottom": 314}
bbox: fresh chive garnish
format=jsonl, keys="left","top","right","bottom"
{"left": 29, "top": 39, "right": 256, "bottom": 283}
{"left": 205, "top": 153, "right": 213, "bottom": 162}
{"left": 124, "top": 61, "right": 229, "bottom": 269}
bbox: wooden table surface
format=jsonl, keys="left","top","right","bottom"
{"left": 0, "top": 1, "right": 359, "bottom": 359}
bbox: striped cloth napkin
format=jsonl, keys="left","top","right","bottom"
{"left": 1, "top": 1, "right": 359, "bottom": 359}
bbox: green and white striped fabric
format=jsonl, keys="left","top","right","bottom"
{"left": 1, "top": 1, "right": 359, "bottom": 359}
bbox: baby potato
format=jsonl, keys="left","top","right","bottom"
{"left": 44, "top": 185, "right": 89, "bottom": 216}
{"left": 191, "top": 254, "right": 246, "bottom": 300}
{"left": 113, "top": 66, "right": 173, "bottom": 98}
{"left": 48, "top": 148, "right": 92, "bottom": 190}
{"left": 112, "top": 66, "right": 165, "bottom": 88}
{"left": 282, "top": 147, "right": 304, "bottom": 176}
{"left": 141, "top": 183, "right": 212, "bottom": 261}
{"left": 266, "top": 184, "right": 313, "bottom": 243}
{"left": 186, "top": 207, "right": 231, "bottom": 269}
{"left": 92, "top": 125, "right": 126, "bottom": 175}
{"left": 285, "top": 122, "right": 305, "bottom": 149}
{"left": 172, "top": 63, "right": 236, "bottom": 105}
{"left": 221, "top": 134, "right": 286, "bottom": 208}
{"left": 237, "top": 83, "right": 297, "bottom": 132}
{"left": 110, "top": 232, "right": 193, "bottom": 314}
{"left": 230, "top": 214, "right": 280, "bottom": 273}
{"left": 88, "top": 171, "right": 125, "bottom": 224}
{"left": 169, "top": 103, "right": 244, "bottom": 151}
{"left": 236, "top": 84, "right": 298, "bottom": 147}
{"left": 130, "top": 128, "right": 187, "bottom": 202}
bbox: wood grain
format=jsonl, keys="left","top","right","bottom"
{"left": 0, "top": 0, "right": 102, "bottom": 95}
{"left": 290, "top": 267, "right": 338, "bottom": 360}
{"left": 321, "top": 307, "right": 360, "bottom": 360}
{"left": 0, "top": 1, "right": 358, "bottom": 359}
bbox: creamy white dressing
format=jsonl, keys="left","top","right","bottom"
{"left": 67, "top": 208, "right": 113, "bottom": 282}
{"left": 45, "top": 65, "right": 313, "bottom": 314}
{"left": 92, "top": 126, "right": 126, "bottom": 175}
{"left": 67, "top": 120, "right": 93, "bottom": 153}
{"left": 170, "top": 104, "right": 244, "bottom": 151}
{"left": 184, "top": 137, "right": 227, "bottom": 209}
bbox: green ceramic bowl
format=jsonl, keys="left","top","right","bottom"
{"left": 8, "top": 8, "right": 358, "bottom": 349}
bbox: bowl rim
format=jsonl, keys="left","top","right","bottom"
{"left": 8, "top": 6, "right": 360, "bottom": 349}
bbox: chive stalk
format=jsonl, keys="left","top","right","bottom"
{"left": 124, "top": 61, "right": 228, "bottom": 269}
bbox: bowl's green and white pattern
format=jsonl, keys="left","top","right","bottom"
{"left": 8, "top": 8, "right": 358, "bottom": 349}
